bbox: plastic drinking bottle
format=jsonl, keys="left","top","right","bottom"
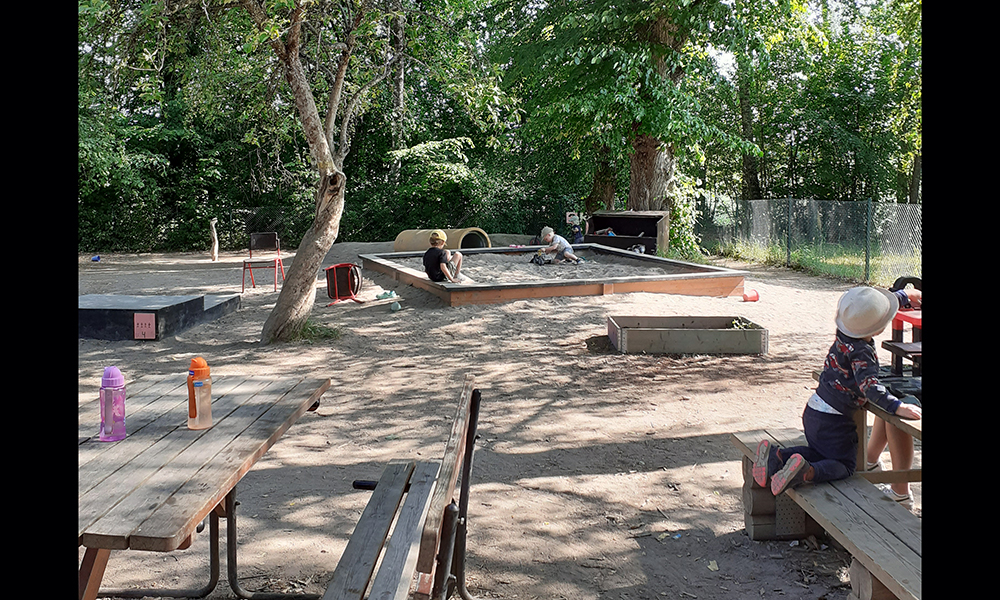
{"left": 99, "top": 366, "right": 127, "bottom": 442}
{"left": 187, "top": 357, "right": 213, "bottom": 430}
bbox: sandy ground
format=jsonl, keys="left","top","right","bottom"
{"left": 78, "top": 237, "right": 920, "bottom": 600}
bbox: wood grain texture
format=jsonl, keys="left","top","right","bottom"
{"left": 322, "top": 461, "right": 415, "bottom": 600}
{"left": 78, "top": 375, "right": 331, "bottom": 552}
{"left": 366, "top": 461, "right": 441, "bottom": 600}
{"left": 415, "top": 374, "right": 475, "bottom": 574}
{"left": 731, "top": 427, "right": 921, "bottom": 600}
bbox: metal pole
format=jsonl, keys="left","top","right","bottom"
{"left": 786, "top": 198, "right": 792, "bottom": 267}
{"left": 97, "top": 514, "right": 221, "bottom": 599}
{"left": 865, "top": 197, "right": 872, "bottom": 283}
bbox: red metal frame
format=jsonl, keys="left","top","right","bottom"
{"left": 242, "top": 233, "right": 285, "bottom": 292}
{"left": 325, "top": 263, "right": 363, "bottom": 305}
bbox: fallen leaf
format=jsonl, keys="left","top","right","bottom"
{"left": 708, "top": 560, "right": 719, "bottom": 571}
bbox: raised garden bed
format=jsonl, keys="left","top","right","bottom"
{"left": 607, "top": 315, "right": 768, "bottom": 355}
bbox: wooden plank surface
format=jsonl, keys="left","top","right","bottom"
{"left": 789, "top": 480, "right": 920, "bottom": 600}
{"left": 865, "top": 401, "right": 922, "bottom": 439}
{"left": 129, "top": 376, "right": 331, "bottom": 551}
{"left": 78, "top": 374, "right": 331, "bottom": 552}
{"left": 415, "top": 374, "right": 476, "bottom": 574}
{"left": 733, "top": 429, "right": 920, "bottom": 600}
{"left": 77, "top": 375, "right": 248, "bottom": 501}
{"left": 367, "top": 460, "right": 441, "bottom": 600}
{"left": 79, "top": 376, "right": 283, "bottom": 549}
{"left": 322, "top": 461, "right": 415, "bottom": 600}
{"left": 78, "top": 376, "right": 188, "bottom": 460}
{"left": 78, "top": 375, "right": 259, "bottom": 544}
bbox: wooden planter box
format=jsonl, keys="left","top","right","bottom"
{"left": 584, "top": 211, "right": 668, "bottom": 255}
{"left": 607, "top": 316, "right": 768, "bottom": 355}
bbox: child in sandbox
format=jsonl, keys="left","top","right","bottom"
{"left": 752, "top": 286, "right": 922, "bottom": 499}
{"left": 423, "top": 229, "right": 465, "bottom": 283}
{"left": 539, "top": 226, "right": 584, "bottom": 264}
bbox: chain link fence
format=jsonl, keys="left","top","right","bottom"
{"left": 695, "top": 198, "right": 921, "bottom": 287}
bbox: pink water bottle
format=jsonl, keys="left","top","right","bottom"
{"left": 99, "top": 366, "right": 127, "bottom": 442}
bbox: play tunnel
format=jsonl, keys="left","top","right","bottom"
{"left": 393, "top": 228, "right": 492, "bottom": 252}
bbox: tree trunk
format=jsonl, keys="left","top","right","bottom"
{"left": 628, "top": 133, "right": 674, "bottom": 214}
{"left": 584, "top": 145, "right": 617, "bottom": 214}
{"left": 260, "top": 170, "right": 346, "bottom": 343}
{"left": 242, "top": 0, "right": 351, "bottom": 344}
{"left": 908, "top": 152, "right": 921, "bottom": 203}
{"left": 390, "top": 13, "right": 406, "bottom": 152}
{"left": 738, "top": 78, "right": 762, "bottom": 200}
{"left": 626, "top": 12, "right": 683, "bottom": 250}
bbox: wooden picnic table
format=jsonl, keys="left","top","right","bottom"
{"left": 79, "top": 373, "right": 331, "bottom": 600}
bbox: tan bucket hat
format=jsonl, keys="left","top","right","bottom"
{"left": 835, "top": 287, "right": 899, "bottom": 339}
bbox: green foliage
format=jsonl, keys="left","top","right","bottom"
{"left": 695, "top": 0, "right": 921, "bottom": 204}
{"left": 664, "top": 173, "right": 703, "bottom": 260}
{"left": 78, "top": 0, "right": 921, "bottom": 259}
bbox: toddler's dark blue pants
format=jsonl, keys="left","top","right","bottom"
{"left": 779, "top": 406, "right": 857, "bottom": 483}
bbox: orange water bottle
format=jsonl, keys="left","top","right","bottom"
{"left": 187, "top": 357, "right": 213, "bottom": 430}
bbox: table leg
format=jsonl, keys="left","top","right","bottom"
{"left": 891, "top": 318, "right": 904, "bottom": 376}
{"left": 854, "top": 407, "right": 868, "bottom": 475}
{"left": 79, "top": 547, "right": 110, "bottom": 600}
{"left": 93, "top": 513, "right": 221, "bottom": 598}
{"left": 224, "top": 486, "right": 322, "bottom": 600}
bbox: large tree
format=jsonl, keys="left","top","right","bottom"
{"left": 81, "top": 0, "right": 500, "bottom": 342}
{"left": 495, "top": 0, "right": 755, "bottom": 250}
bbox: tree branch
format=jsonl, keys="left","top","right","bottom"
{"left": 336, "top": 52, "right": 402, "bottom": 162}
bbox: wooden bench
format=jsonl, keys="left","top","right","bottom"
{"left": 731, "top": 429, "right": 921, "bottom": 600}
{"left": 322, "top": 374, "right": 481, "bottom": 600}
{"left": 881, "top": 341, "right": 921, "bottom": 376}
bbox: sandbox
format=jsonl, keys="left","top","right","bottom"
{"left": 359, "top": 244, "right": 747, "bottom": 306}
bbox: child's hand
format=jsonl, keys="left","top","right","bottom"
{"left": 895, "top": 404, "right": 921, "bottom": 420}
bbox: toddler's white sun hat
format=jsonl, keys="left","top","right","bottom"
{"left": 835, "top": 286, "right": 899, "bottom": 339}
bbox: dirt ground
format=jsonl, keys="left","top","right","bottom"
{"left": 78, "top": 237, "right": 921, "bottom": 600}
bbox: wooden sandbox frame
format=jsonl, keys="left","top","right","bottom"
{"left": 359, "top": 244, "right": 747, "bottom": 307}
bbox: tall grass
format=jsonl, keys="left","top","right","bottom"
{"left": 713, "top": 240, "right": 920, "bottom": 288}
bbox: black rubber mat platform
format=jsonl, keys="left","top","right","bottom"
{"left": 79, "top": 294, "right": 240, "bottom": 341}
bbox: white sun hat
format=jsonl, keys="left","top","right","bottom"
{"left": 835, "top": 286, "right": 899, "bottom": 339}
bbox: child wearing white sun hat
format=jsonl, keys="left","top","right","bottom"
{"left": 752, "top": 286, "right": 922, "bottom": 501}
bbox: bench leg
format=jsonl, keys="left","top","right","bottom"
{"left": 451, "top": 389, "right": 482, "bottom": 600}
{"left": 848, "top": 558, "right": 897, "bottom": 600}
{"left": 740, "top": 456, "right": 823, "bottom": 541}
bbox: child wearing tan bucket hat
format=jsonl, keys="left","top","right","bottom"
{"left": 752, "top": 286, "right": 922, "bottom": 504}
{"left": 422, "top": 229, "right": 464, "bottom": 283}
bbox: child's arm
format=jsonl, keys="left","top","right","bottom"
{"left": 852, "top": 344, "right": 904, "bottom": 415}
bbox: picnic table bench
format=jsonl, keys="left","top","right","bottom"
{"left": 322, "top": 374, "right": 482, "bottom": 600}
{"left": 731, "top": 429, "right": 921, "bottom": 600}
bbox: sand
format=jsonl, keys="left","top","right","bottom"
{"left": 78, "top": 238, "right": 920, "bottom": 600}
